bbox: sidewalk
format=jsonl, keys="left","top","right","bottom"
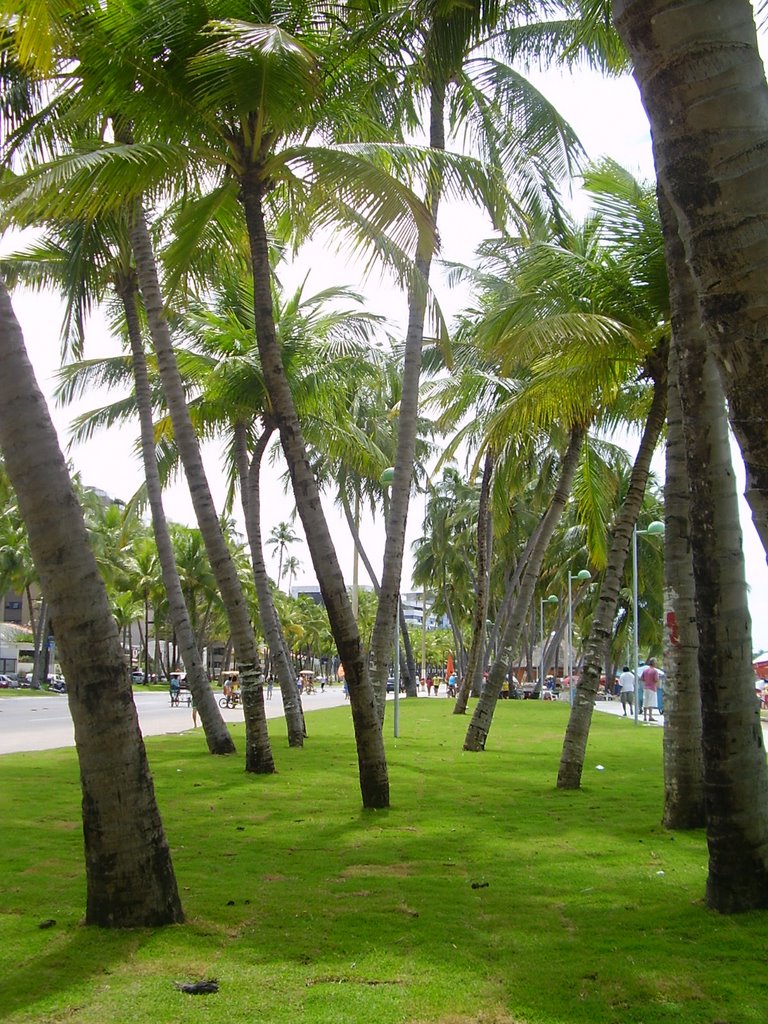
{"left": 594, "top": 698, "right": 768, "bottom": 743}
{"left": 594, "top": 698, "right": 663, "bottom": 726}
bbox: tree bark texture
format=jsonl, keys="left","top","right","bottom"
{"left": 658, "top": 198, "right": 704, "bottom": 829}
{"left": 464, "top": 425, "right": 585, "bottom": 752}
{"left": 675, "top": 274, "right": 768, "bottom": 913}
{"left": 557, "top": 358, "right": 668, "bottom": 789}
{"left": 240, "top": 180, "right": 389, "bottom": 808}
{"left": 0, "top": 279, "right": 183, "bottom": 926}
{"left": 614, "top": 0, "right": 768, "bottom": 560}
{"left": 455, "top": 450, "right": 494, "bottom": 715}
{"left": 120, "top": 280, "right": 235, "bottom": 756}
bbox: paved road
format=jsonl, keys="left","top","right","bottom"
{"left": 0, "top": 686, "right": 352, "bottom": 755}
{"left": 4, "top": 690, "right": 765, "bottom": 756}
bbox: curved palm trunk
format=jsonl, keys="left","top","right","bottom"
{"left": 0, "top": 280, "right": 183, "bottom": 926}
{"left": 465, "top": 425, "right": 585, "bottom": 751}
{"left": 370, "top": 80, "right": 445, "bottom": 716}
{"left": 127, "top": 201, "right": 273, "bottom": 774}
{"left": 659, "top": 200, "right": 704, "bottom": 829}
{"left": 455, "top": 450, "right": 494, "bottom": 714}
{"left": 675, "top": 260, "right": 768, "bottom": 912}
{"left": 614, "top": 0, "right": 768, "bottom": 559}
{"left": 240, "top": 181, "right": 388, "bottom": 808}
{"left": 235, "top": 421, "right": 305, "bottom": 746}
{"left": 557, "top": 354, "right": 669, "bottom": 789}
{"left": 119, "top": 280, "right": 235, "bottom": 756}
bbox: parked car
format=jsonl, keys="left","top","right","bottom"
{"left": 131, "top": 671, "right": 146, "bottom": 683}
{"left": 0, "top": 674, "right": 13, "bottom": 688}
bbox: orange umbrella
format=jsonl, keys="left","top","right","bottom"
{"left": 446, "top": 653, "right": 455, "bottom": 676}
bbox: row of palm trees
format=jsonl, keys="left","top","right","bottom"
{"left": 2, "top": 0, "right": 768, "bottom": 923}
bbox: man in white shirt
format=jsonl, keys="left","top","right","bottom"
{"left": 618, "top": 665, "right": 635, "bottom": 717}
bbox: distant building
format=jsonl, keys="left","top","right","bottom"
{"left": 0, "top": 623, "right": 35, "bottom": 675}
{"left": 290, "top": 584, "right": 325, "bottom": 605}
{"left": 289, "top": 584, "right": 446, "bottom": 630}
{"left": 0, "top": 590, "right": 29, "bottom": 626}
{"left": 400, "top": 592, "right": 444, "bottom": 630}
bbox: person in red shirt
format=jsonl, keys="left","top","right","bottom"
{"left": 641, "top": 658, "right": 660, "bottom": 723}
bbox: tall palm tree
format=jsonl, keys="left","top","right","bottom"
{"left": 0, "top": 279, "right": 183, "bottom": 926}
{"left": 661, "top": 187, "right": 768, "bottom": 910}
{"left": 613, "top": 0, "right": 768, "bottom": 561}
{"left": 2, "top": 222, "right": 237, "bottom": 754}
{"left": 282, "top": 555, "right": 301, "bottom": 594}
{"left": 177, "top": 271, "right": 388, "bottom": 743}
{"left": 658, "top": 197, "right": 703, "bottom": 830}
{"left": 367, "top": 0, "right": 585, "bottom": 712}
{"left": 268, "top": 522, "right": 299, "bottom": 590}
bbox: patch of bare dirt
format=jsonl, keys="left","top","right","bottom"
{"left": 338, "top": 862, "right": 413, "bottom": 878}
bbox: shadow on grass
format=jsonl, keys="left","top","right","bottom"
{"left": 0, "top": 923, "right": 171, "bottom": 1019}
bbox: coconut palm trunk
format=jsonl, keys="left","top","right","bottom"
{"left": 455, "top": 450, "right": 494, "bottom": 715}
{"left": 464, "top": 424, "right": 585, "bottom": 751}
{"left": 240, "top": 180, "right": 389, "bottom": 809}
{"left": 613, "top": 0, "right": 768, "bottom": 560}
{"left": 0, "top": 279, "right": 183, "bottom": 926}
{"left": 674, "top": 252, "right": 768, "bottom": 912}
{"left": 557, "top": 350, "right": 669, "bottom": 789}
{"left": 234, "top": 421, "right": 305, "bottom": 747}
{"left": 126, "top": 200, "right": 273, "bottom": 774}
{"left": 658, "top": 199, "right": 704, "bottom": 829}
{"left": 118, "top": 277, "right": 235, "bottom": 755}
{"left": 370, "top": 81, "right": 445, "bottom": 715}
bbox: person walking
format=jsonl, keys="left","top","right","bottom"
{"left": 641, "top": 658, "right": 660, "bottom": 723}
{"left": 618, "top": 665, "right": 635, "bottom": 717}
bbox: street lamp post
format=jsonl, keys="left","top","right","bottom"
{"left": 567, "top": 569, "right": 592, "bottom": 705}
{"left": 632, "top": 520, "right": 665, "bottom": 724}
{"left": 540, "top": 595, "right": 559, "bottom": 693}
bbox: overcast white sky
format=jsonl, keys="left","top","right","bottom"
{"left": 8, "top": 42, "right": 768, "bottom": 652}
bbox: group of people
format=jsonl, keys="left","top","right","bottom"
{"left": 421, "top": 672, "right": 458, "bottom": 697}
{"left": 617, "top": 659, "right": 662, "bottom": 722}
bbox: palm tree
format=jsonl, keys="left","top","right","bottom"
{"left": 282, "top": 555, "right": 301, "bottom": 594}
{"left": 660, "top": 188, "right": 768, "bottom": 910}
{"left": 2, "top": 221, "right": 237, "bottom": 754}
{"left": 367, "top": 0, "right": 585, "bottom": 712}
{"left": 0, "top": 279, "right": 183, "bottom": 925}
{"left": 662, "top": 316, "right": 703, "bottom": 829}
{"left": 178, "top": 272, "right": 387, "bottom": 744}
{"left": 268, "top": 522, "right": 299, "bottom": 591}
{"left": 613, "top": 0, "right": 768, "bottom": 561}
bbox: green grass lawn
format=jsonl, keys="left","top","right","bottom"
{"left": 1, "top": 699, "right": 767, "bottom": 1023}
